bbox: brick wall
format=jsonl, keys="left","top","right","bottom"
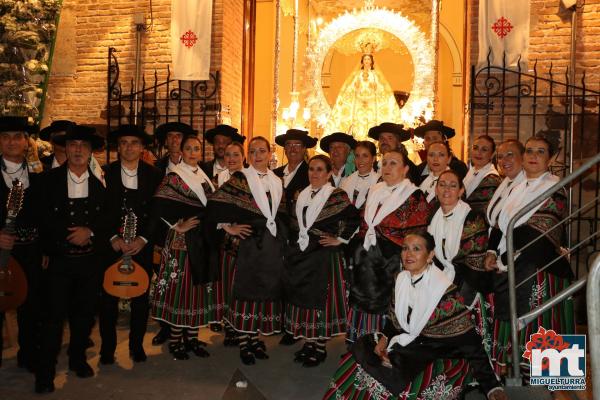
{"left": 466, "top": 0, "right": 600, "bottom": 154}
{"left": 44, "top": 0, "right": 244, "bottom": 131}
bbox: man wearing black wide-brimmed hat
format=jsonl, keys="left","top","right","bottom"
{"left": 413, "top": 119, "right": 467, "bottom": 185}
{"left": 200, "top": 124, "right": 245, "bottom": 179}
{"left": 320, "top": 132, "right": 357, "bottom": 187}
{"left": 154, "top": 121, "right": 196, "bottom": 177}
{"left": 35, "top": 124, "right": 107, "bottom": 393}
{"left": 98, "top": 124, "right": 163, "bottom": 365}
{"left": 0, "top": 116, "right": 44, "bottom": 371}
{"left": 39, "top": 120, "right": 75, "bottom": 170}
{"left": 367, "top": 122, "right": 419, "bottom": 184}
{"left": 273, "top": 128, "right": 317, "bottom": 208}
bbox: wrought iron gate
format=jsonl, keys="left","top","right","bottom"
{"left": 106, "top": 47, "right": 222, "bottom": 161}
{"left": 469, "top": 53, "right": 600, "bottom": 277}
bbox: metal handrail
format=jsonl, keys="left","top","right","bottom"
{"left": 586, "top": 253, "right": 600, "bottom": 400}
{"left": 505, "top": 151, "right": 600, "bottom": 385}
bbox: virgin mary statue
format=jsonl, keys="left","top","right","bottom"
{"left": 324, "top": 52, "right": 402, "bottom": 141}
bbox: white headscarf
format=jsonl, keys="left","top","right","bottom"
{"left": 217, "top": 169, "right": 232, "bottom": 187}
{"left": 363, "top": 179, "right": 417, "bottom": 250}
{"left": 427, "top": 200, "right": 471, "bottom": 282}
{"left": 171, "top": 162, "right": 214, "bottom": 206}
{"left": 295, "top": 183, "right": 336, "bottom": 250}
{"left": 242, "top": 165, "right": 283, "bottom": 236}
{"left": 486, "top": 170, "right": 526, "bottom": 227}
{"left": 387, "top": 264, "right": 452, "bottom": 349}
{"left": 463, "top": 162, "right": 498, "bottom": 197}
{"left": 418, "top": 167, "right": 449, "bottom": 203}
{"left": 340, "top": 170, "right": 380, "bottom": 209}
{"left": 496, "top": 172, "right": 559, "bottom": 265}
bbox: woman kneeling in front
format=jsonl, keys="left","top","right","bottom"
{"left": 324, "top": 231, "right": 507, "bottom": 400}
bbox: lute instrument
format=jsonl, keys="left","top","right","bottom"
{"left": 103, "top": 211, "right": 149, "bottom": 298}
{"left": 0, "top": 180, "right": 28, "bottom": 311}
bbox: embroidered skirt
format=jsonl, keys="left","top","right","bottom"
{"left": 323, "top": 353, "right": 471, "bottom": 400}
{"left": 214, "top": 248, "right": 236, "bottom": 323}
{"left": 284, "top": 250, "right": 348, "bottom": 340}
{"left": 346, "top": 309, "right": 387, "bottom": 343}
{"left": 491, "top": 270, "right": 575, "bottom": 377}
{"left": 150, "top": 231, "right": 218, "bottom": 328}
{"left": 470, "top": 292, "right": 494, "bottom": 358}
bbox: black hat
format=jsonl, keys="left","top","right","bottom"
{"left": 274, "top": 128, "right": 317, "bottom": 148}
{"left": 413, "top": 120, "right": 455, "bottom": 139}
{"left": 367, "top": 122, "right": 410, "bottom": 142}
{"left": 53, "top": 124, "right": 105, "bottom": 150}
{"left": 319, "top": 132, "right": 357, "bottom": 153}
{"left": 204, "top": 124, "right": 245, "bottom": 144}
{"left": 154, "top": 122, "right": 197, "bottom": 145}
{"left": 39, "top": 120, "right": 75, "bottom": 142}
{"left": 109, "top": 124, "right": 152, "bottom": 145}
{"left": 0, "top": 116, "right": 36, "bottom": 134}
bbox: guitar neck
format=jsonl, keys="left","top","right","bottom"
{"left": 0, "top": 217, "right": 16, "bottom": 269}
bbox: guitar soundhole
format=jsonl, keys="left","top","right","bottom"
{"left": 112, "top": 281, "right": 139, "bottom": 287}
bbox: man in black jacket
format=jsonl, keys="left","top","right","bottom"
{"left": 320, "top": 132, "right": 357, "bottom": 187}
{"left": 0, "top": 116, "right": 43, "bottom": 371}
{"left": 413, "top": 120, "right": 467, "bottom": 185}
{"left": 154, "top": 122, "right": 194, "bottom": 176}
{"left": 98, "top": 124, "right": 163, "bottom": 365}
{"left": 368, "top": 122, "right": 420, "bottom": 184}
{"left": 273, "top": 129, "right": 317, "bottom": 208}
{"left": 39, "top": 120, "right": 74, "bottom": 170}
{"left": 35, "top": 125, "right": 107, "bottom": 393}
{"left": 200, "top": 124, "right": 246, "bottom": 179}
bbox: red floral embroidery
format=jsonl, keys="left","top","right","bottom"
{"left": 522, "top": 327, "right": 570, "bottom": 371}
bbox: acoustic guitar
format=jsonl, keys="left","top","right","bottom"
{"left": 0, "top": 180, "right": 28, "bottom": 311}
{"left": 103, "top": 211, "right": 149, "bottom": 298}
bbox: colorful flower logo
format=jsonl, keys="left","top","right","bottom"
{"left": 523, "top": 326, "right": 570, "bottom": 371}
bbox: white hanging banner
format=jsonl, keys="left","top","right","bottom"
{"left": 171, "top": 0, "right": 213, "bottom": 81}
{"left": 477, "top": 0, "right": 530, "bottom": 69}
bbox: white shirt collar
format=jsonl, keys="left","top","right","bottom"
{"left": 67, "top": 169, "right": 89, "bottom": 198}
{"left": 121, "top": 163, "right": 138, "bottom": 190}
{"left": 1, "top": 158, "right": 29, "bottom": 189}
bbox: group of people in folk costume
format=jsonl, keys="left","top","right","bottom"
{"left": 0, "top": 115, "right": 573, "bottom": 399}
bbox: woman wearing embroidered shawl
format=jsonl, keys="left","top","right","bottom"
{"left": 324, "top": 232, "right": 506, "bottom": 400}
{"left": 485, "top": 136, "right": 574, "bottom": 379}
{"left": 206, "top": 137, "right": 286, "bottom": 365}
{"left": 150, "top": 135, "right": 217, "bottom": 360}
{"left": 213, "top": 141, "right": 245, "bottom": 346}
{"left": 463, "top": 135, "right": 502, "bottom": 215}
{"left": 418, "top": 141, "right": 451, "bottom": 207}
{"left": 340, "top": 141, "right": 380, "bottom": 210}
{"left": 427, "top": 170, "right": 495, "bottom": 357}
{"left": 284, "top": 155, "right": 360, "bottom": 367}
{"left": 346, "top": 150, "right": 433, "bottom": 343}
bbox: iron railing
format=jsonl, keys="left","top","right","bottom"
{"left": 470, "top": 53, "right": 600, "bottom": 278}
{"left": 106, "top": 47, "right": 224, "bottom": 162}
{"left": 505, "top": 151, "right": 600, "bottom": 386}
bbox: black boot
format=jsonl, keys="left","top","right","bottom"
{"left": 223, "top": 325, "right": 239, "bottom": 347}
{"left": 279, "top": 331, "right": 299, "bottom": 346}
{"left": 152, "top": 324, "right": 170, "bottom": 346}
{"left": 186, "top": 338, "right": 209, "bottom": 358}
{"left": 168, "top": 341, "right": 189, "bottom": 360}
{"left": 250, "top": 335, "right": 268, "bottom": 360}
{"left": 294, "top": 341, "right": 314, "bottom": 363}
{"left": 238, "top": 335, "right": 255, "bottom": 365}
{"left": 303, "top": 340, "right": 327, "bottom": 367}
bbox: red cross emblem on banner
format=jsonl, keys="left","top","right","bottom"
{"left": 180, "top": 30, "right": 198, "bottom": 48}
{"left": 492, "top": 17, "right": 513, "bottom": 39}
